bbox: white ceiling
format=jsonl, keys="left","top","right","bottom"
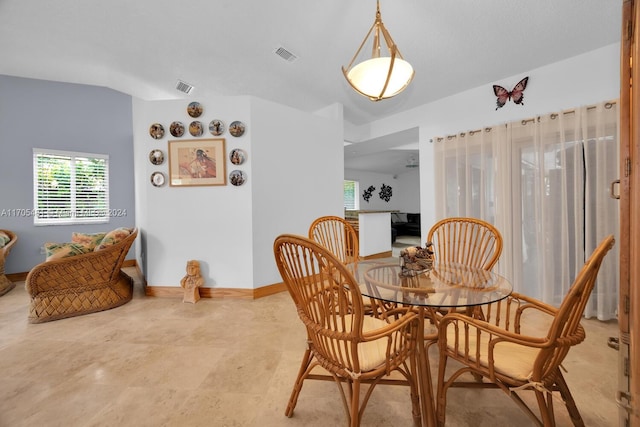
{"left": 0, "top": 0, "right": 622, "bottom": 175}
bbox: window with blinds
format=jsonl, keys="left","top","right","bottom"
{"left": 343, "top": 180, "right": 358, "bottom": 210}
{"left": 33, "top": 149, "right": 109, "bottom": 225}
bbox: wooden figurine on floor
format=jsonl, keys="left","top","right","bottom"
{"left": 180, "top": 260, "right": 203, "bottom": 303}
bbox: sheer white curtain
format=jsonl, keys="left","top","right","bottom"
{"left": 433, "top": 101, "right": 619, "bottom": 320}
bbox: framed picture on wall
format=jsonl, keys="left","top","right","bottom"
{"left": 168, "top": 138, "right": 227, "bottom": 186}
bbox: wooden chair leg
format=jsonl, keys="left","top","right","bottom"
{"left": 534, "top": 389, "right": 556, "bottom": 427}
{"left": 509, "top": 391, "right": 544, "bottom": 426}
{"left": 408, "top": 353, "right": 422, "bottom": 426}
{"left": 285, "top": 348, "right": 313, "bottom": 417}
{"left": 435, "top": 354, "right": 449, "bottom": 427}
{"left": 350, "top": 380, "right": 361, "bottom": 427}
{"left": 555, "top": 372, "right": 585, "bottom": 427}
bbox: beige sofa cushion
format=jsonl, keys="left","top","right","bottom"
{"left": 0, "top": 231, "right": 9, "bottom": 248}
{"left": 95, "top": 227, "right": 132, "bottom": 251}
{"left": 45, "top": 242, "right": 91, "bottom": 261}
{"left": 71, "top": 232, "right": 107, "bottom": 251}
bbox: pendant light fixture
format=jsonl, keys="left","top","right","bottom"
{"left": 342, "top": 0, "right": 414, "bottom": 101}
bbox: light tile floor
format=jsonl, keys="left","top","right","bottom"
{"left": 0, "top": 267, "right": 619, "bottom": 426}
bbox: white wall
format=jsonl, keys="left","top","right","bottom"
{"left": 344, "top": 167, "right": 420, "bottom": 213}
{"left": 364, "top": 44, "right": 620, "bottom": 142}
{"left": 358, "top": 212, "right": 392, "bottom": 256}
{"left": 132, "top": 96, "right": 343, "bottom": 289}
{"left": 393, "top": 168, "right": 420, "bottom": 213}
{"left": 132, "top": 97, "right": 253, "bottom": 288}
{"left": 250, "top": 98, "right": 344, "bottom": 287}
{"left": 344, "top": 169, "right": 395, "bottom": 211}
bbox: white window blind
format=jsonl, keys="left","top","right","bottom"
{"left": 33, "top": 148, "right": 109, "bottom": 225}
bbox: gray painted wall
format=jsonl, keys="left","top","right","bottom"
{"left": 0, "top": 75, "right": 135, "bottom": 273}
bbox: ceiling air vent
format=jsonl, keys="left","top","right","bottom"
{"left": 273, "top": 46, "right": 298, "bottom": 63}
{"left": 176, "top": 80, "right": 194, "bottom": 94}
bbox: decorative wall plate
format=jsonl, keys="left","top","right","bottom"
{"left": 189, "top": 121, "right": 204, "bottom": 137}
{"left": 149, "top": 123, "right": 165, "bottom": 139}
{"left": 229, "top": 169, "right": 247, "bottom": 186}
{"left": 170, "top": 121, "right": 185, "bottom": 137}
{"left": 149, "top": 149, "right": 165, "bottom": 165}
{"left": 187, "top": 101, "right": 203, "bottom": 118}
{"left": 229, "top": 148, "right": 246, "bottom": 165}
{"left": 209, "top": 119, "right": 225, "bottom": 136}
{"left": 229, "top": 120, "right": 246, "bottom": 137}
{"left": 151, "top": 172, "right": 166, "bottom": 187}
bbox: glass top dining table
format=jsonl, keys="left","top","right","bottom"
{"left": 348, "top": 260, "right": 513, "bottom": 309}
{"left": 347, "top": 260, "right": 513, "bottom": 427}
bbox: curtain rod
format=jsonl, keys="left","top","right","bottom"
{"left": 431, "top": 100, "right": 617, "bottom": 143}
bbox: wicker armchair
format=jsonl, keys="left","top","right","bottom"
{"left": 273, "top": 234, "right": 421, "bottom": 426}
{"left": 25, "top": 228, "right": 138, "bottom": 323}
{"left": 0, "top": 230, "right": 18, "bottom": 296}
{"left": 435, "top": 235, "right": 615, "bottom": 426}
{"left": 308, "top": 215, "right": 360, "bottom": 264}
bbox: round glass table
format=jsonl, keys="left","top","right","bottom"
{"left": 350, "top": 261, "right": 512, "bottom": 309}
{"left": 347, "top": 260, "right": 513, "bottom": 427}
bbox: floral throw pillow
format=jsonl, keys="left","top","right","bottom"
{"left": 45, "top": 242, "right": 91, "bottom": 261}
{"left": 71, "top": 232, "right": 107, "bottom": 251}
{"left": 0, "top": 231, "right": 9, "bottom": 248}
{"left": 95, "top": 227, "right": 132, "bottom": 251}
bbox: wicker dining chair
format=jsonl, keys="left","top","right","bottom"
{"left": 273, "top": 234, "right": 422, "bottom": 427}
{"left": 427, "top": 217, "right": 503, "bottom": 321}
{"left": 427, "top": 217, "right": 503, "bottom": 271}
{"left": 308, "top": 216, "right": 360, "bottom": 265}
{"left": 435, "top": 234, "right": 615, "bottom": 427}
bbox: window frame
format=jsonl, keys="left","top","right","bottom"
{"left": 33, "top": 148, "right": 110, "bottom": 226}
{"left": 344, "top": 179, "right": 359, "bottom": 211}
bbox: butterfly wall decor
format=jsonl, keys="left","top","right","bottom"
{"left": 493, "top": 76, "right": 529, "bottom": 110}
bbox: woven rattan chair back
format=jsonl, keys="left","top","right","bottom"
{"left": 436, "top": 234, "right": 615, "bottom": 426}
{"left": 427, "top": 217, "right": 503, "bottom": 271}
{"left": 539, "top": 234, "right": 615, "bottom": 379}
{"left": 273, "top": 234, "right": 421, "bottom": 426}
{"left": 0, "top": 230, "right": 18, "bottom": 296}
{"left": 308, "top": 216, "right": 359, "bottom": 264}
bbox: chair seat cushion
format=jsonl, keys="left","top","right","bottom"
{"left": 446, "top": 328, "right": 539, "bottom": 381}
{"left": 344, "top": 315, "right": 399, "bottom": 372}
